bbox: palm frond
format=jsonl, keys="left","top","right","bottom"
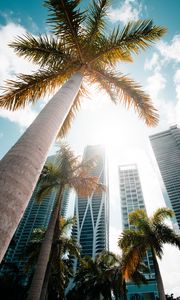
{"left": 70, "top": 175, "right": 105, "bottom": 197}
{"left": 122, "top": 244, "right": 146, "bottom": 280}
{"left": 57, "top": 82, "right": 89, "bottom": 138}
{"left": 155, "top": 223, "right": 180, "bottom": 249}
{"left": 130, "top": 269, "right": 148, "bottom": 286}
{"left": 89, "top": 34, "right": 133, "bottom": 65}
{"left": 36, "top": 183, "right": 57, "bottom": 203}
{"left": 117, "top": 19, "right": 167, "bottom": 54}
{"left": 0, "top": 66, "right": 76, "bottom": 110}
{"left": 85, "top": 0, "right": 110, "bottom": 42}
{"left": 93, "top": 68, "right": 159, "bottom": 126}
{"left": 151, "top": 207, "right": 174, "bottom": 225}
{"left": 44, "top": 0, "right": 85, "bottom": 62}
{"left": 129, "top": 209, "right": 148, "bottom": 228}
{"left": 10, "top": 33, "right": 72, "bottom": 67}
{"left": 89, "top": 19, "right": 166, "bottom": 64}
{"left": 119, "top": 229, "right": 145, "bottom": 250}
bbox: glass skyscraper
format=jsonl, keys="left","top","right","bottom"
{"left": 119, "top": 164, "right": 159, "bottom": 299}
{"left": 72, "top": 145, "right": 109, "bottom": 258}
{"left": 149, "top": 125, "right": 180, "bottom": 230}
{"left": 0, "top": 155, "right": 69, "bottom": 283}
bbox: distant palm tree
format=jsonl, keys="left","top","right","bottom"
{"left": 0, "top": 0, "right": 166, "bottom": 262}
{"left": 27, "top": 143, "right": 104, "bottom": 300}
{"left": 25, "top": 218, "right": 79, "bottom": 300}
{"left": 106, "top": 255, "right": 148, "bottom": 300}
{"left": 70, "top": 251, "right": 147, "bottom": 300}
{"left": 119, "top": 208, "right": 180, "bottom": 300}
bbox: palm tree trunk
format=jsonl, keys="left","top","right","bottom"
{"left": 27, "top": 187, "right": 63, "bottom": 300}
{"left": 0, "top": 72, "right": 83, "bottom": 263}
{"left": 151, "top": 248, "right": 166, "bottom": 300}
{"left": 40, "top": 217, "right": 60, "bottom": 300}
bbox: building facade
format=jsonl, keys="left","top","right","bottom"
{"left": 119, "top": 164, "right": 159, "bottom": 300}
{"left": 0, "top": 155, "right": 69, "bottom": 284}
{"left": 149, "top": 125, "right": 180, "bottom": 230}
{"left": 72, "top": 145, "right": 109, "bottom": 258}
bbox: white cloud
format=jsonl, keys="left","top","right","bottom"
{"left": 108, "top": 0, "right": 142, "bottom": 24}
{"left": 146, "top": 71, "right": 166, "bottom": 100}
{"left": 0, "top": 22, "right": 39, "bottom": 128}
{"left": 144, "top": 53, "right": 161, "bottom": 71}
{"left": 157, "top": 35, "right": 180, "bottom": 63}
{"left": 173, "top": 69, "right": 180, "bottom": 124}
{"left": 0, "top": 107, "right": 37, "bottom": 128}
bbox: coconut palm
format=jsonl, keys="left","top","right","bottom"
{"left": 119, "top": 208, "right": 180, "bottom": 300}
{"left": 27, "top": 143, "right": 104, "bottom": 299}
{"left": 0, "top": 0, "right": 166, "bottom": 262}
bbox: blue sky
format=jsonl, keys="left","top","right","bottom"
{"left": 0, "top": 0, "right": 180, "bottom": 295}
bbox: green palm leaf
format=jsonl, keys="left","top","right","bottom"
{"left": 93, "top": 68, "right": 159, "bottom": 126}
{"left": 89, "top": 19, "right": 167, "bottom": 65}
{"left": 0, "top": 66, "right": 77, "bottom": 110}
{"left": 85, "top": 0, "right": 110, "bottom": 42}
{"left": 10, "top": 33, "right": 72, "bottom": 67}
{"left": 44, "top": 0, "right": 85, "bottom": 61}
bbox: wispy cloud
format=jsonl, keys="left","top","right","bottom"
{"left": 157, "top": 34, "right": 180, "bottom": 63}
{"left": 144, "top": 53, "right": 161, "bottom": 71}
{"left": 108, "top": 0, "right": 142, "bottom": 24}
{"left": 0, "top": 22, "right": 39, "bottom": 128}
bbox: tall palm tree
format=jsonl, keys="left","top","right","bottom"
{"left": 119, "top": 208, "right": 180, "bottom": 300}
{"left": 0, "top": 0, "right": 166, "bottom": 262}
{"left": 27, "top": 143, "right": 104, "bottom": 299}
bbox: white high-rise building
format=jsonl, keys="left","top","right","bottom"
{"left": 119, "top": 164, "right": 159, "bottom": 299}
{"left": 72, "top": 145, "right": 109, "bottom": 258}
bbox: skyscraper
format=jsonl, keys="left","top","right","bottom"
{"left": 72, "top": 145, "right": 109, "bottom": 258}
{"left": 150, "top": 125, "right": 180, "bottom": 230}
{"left": 0, "top": 155, "right": 69, "bottom": 283}
{"left": 119, "top": 164, "right": 159, "bottom": 299}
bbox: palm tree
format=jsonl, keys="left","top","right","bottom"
{"left": 70, "top": 251, "right": 147, "bottom": 300}
{"left": 106, "top": 255, "right": 148, "bottom": 300}
{"left": 24, "top": 218, "right": 80, "bottom": 300}
{"left": 72, "top": 251, "right": 118, "bottom": 300}
{"left": 119, "top": 208, "right": 180, "bottom": 300}
{"left": 27, "top": 143, "right": 104, "bottom": 299}
{"left": 0, "top": 0, "right": 166, "bottom": 262}
{"left": 46, "top": 217, "right": 80, "bottom": 300}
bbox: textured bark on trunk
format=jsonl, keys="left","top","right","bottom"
{"left": 0, "top": 73, "right": 82, "bottom": 263}
{"left": 151, "top": 248, "right": 166, "bottom": 300}
{"left": 40, "top": 217, "right": 60, "bottom": 300}
{"left": 27, "top": 187, "right": 63, "bottom": 300}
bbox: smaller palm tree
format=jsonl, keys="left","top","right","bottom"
{"left": 70, "top": 251, "right": 147, "bottom": 300}
{"left": 72, "top": 251, "right": 118, "bottom": 300}
{"left": 119, "top": 208, "right": 180, "bottom": 300}
{"left": 25, "top": 218, "right": 80, "bottom": 300}
{"left": 106, "top": 255, "right": 148, "bottom": 300}
{"left": 27, "top": 143, "right": 105, "bottom": 300}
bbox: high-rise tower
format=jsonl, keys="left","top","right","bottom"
{"left": 119, "top": 164, "right": 159, "bottom": 299}
{"left": 149, "top": 125, "right": 180, "bottom": 230}
{"left": 0, "top": 155, "right": 69, "bottom": 283}
{"left": 72, "top": 145, "right": 109, "bottom": 258}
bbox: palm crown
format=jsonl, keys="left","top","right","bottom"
{"left": 119, "top": 208, "right": 180, "bottom": 278}
{"left": 0, "top": 0, "right": 166, "bottom": 137}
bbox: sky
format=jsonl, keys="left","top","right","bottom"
{"left": 0, "top": 0, "right": 180, "bottom": 296}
